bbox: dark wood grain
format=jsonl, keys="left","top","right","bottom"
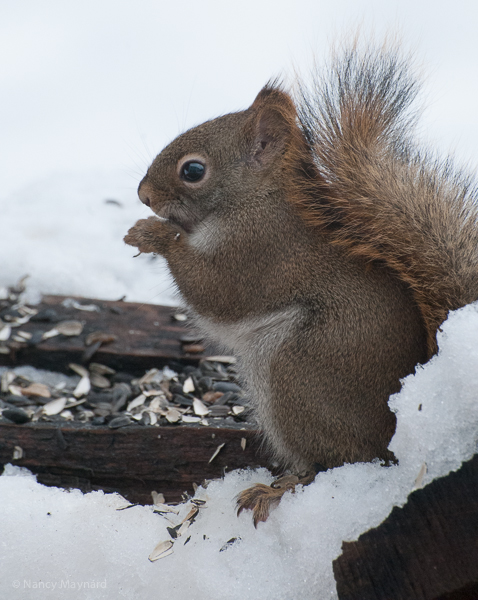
{"left": 0, "top": 295, "right": 216, "bottom": 374}
{"left": 0, "top": 422, "right": 270, "bottom": 503}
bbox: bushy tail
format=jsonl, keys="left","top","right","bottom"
{"left": 295, "top": 44, "right": 478, "bottom": 355}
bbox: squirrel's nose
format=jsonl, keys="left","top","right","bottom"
{"left": 137, "top": 179, "right": 151, "bottom": 207}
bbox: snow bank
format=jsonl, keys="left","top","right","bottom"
{"left": 0, "top": 171, "right": 177, "bottom": 306}
{"left": 1, "top": 304, "right": 478, "bottom": 600}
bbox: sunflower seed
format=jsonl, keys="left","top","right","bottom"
{"left": 148, "top": 540, "right": 174, "bottom": 562}
{"left": 0, "top": 325, "right": 11, "bottom": 342}
{"left": 193, "top": 398, "right": 209, "bottom": 417}
{"left": 21, "top": 383, "right": 51, "bottom": 398}
{"left": 69, "top": 363, "right": 89, "bottom": 377}
{"left": 209, "top": 443, "right": 225, "bottom": 463}
{"left": 73, "top": 376, "right": 91, "bottom": 398}
{"left": 127, "top": 394, "right": 146, "bottom": 412}
{"left": 181, "top": 415, "right": 201, "bottom": 424}
{"left": 85, "top": 331, "right": 117, "bottom": 346}
{"left": 43, "top": 397, "right": 67, "bottom": 416}
{"left": 12, "top": 445, "right": 23, "bottom": 460}
{"left": 153, "top": 503, "right": 179, "bottom": 515}
{"left": 182, "top": 376, "right": 195, "bottom": 394}
{"left": 89, "top": 363, "right": 116, "bottom": 376}
{"left": 42, "top": 328, "right": 60, "bottom": 340}
{"left": 165, "top": 407, "right": 181, "bottom": 423}
{"left": 172, "top": 313, "right": 187, "bottom": 322}
{"left": 204, "top": 356, "right": 237, "bottom": 364}
{"left": 90, "top": 373, "right": 111, "bottom": 389}
{"left": 56, "top": 320, "right": 83, "bottom": 336}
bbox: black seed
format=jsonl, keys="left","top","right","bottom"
{"left": 30, "top": 308, "right": 59, "bottom": 323}
{"left": 209, "top": 405, "right": 230, "bottom": 417}
{"left": 111, "top": 372, "right": 134, "bottom": 384}
{"left": 2, "top": 407, "right": 30, "bottom": 424}
{"left": 108, "top": 416, "right": 132, "bottom": 429}
{"left": 197, "top": 376, "right": 213, "bottom": 393}
{"left": 212, "top": 382, "right": 242, "bottom": 394}
{"left": 172, "top": 394, "right": 193, "bottom": 407}
{"left": 27, "top": 331, "right": 46, "bottom": 346}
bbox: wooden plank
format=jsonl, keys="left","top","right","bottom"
{"left": 0, "top": 422, "right": 270, "bottom": 504}
{"left": 333, "top": 454, "right": 478, "bottom": 600}
{"left": 0, "top": 294, "right": 216, "bottom": 374}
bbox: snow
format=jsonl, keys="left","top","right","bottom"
{"left": 1, "top": 303, "right": 478, "bottom": 600}
{"left": 0, "top": 171, "right": 178, "bottom": 306}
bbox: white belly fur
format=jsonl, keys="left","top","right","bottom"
{"left": 192, "top": 306, "right": 305, "bottom": 467}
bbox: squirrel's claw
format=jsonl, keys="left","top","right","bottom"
{"left": 236, "top": 472, "right": 316, "bottom": 527}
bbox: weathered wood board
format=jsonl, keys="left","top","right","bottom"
{"left": 0, "top": 421, "right": 270, "bottom": 504}
{"left": 334, "top": 454, "right": 478, "bottom": 600}
{"left": 0, "top": 294, "right": 216, "bottom": 374}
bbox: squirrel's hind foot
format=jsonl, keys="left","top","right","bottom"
{"left": 236, "top": 472, "right": 316, "bottom": 527}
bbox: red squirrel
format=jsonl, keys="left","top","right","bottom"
{"left": 125, "top": 44, "right": 478, "bottom": 525}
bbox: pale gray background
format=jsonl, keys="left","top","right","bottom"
{"left": 1, "top": 0, "right": 477, "bottom": 198}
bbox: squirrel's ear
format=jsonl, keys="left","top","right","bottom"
{"left": 248, "top": 85, "right": 297, "bottom": 166}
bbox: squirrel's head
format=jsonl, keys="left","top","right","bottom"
{"left": 137, "top": 84, "right": 315, "bottom": 234}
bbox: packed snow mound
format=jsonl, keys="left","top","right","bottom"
{"left": 1, "top": 304, "right": 478, "bottom": 600}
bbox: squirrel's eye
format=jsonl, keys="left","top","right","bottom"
{"left": 181, "top": 161, "right": 205, "bottom": 183}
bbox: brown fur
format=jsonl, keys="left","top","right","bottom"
{"left": 124, "top": 44, "right": 478, "bottom": 523}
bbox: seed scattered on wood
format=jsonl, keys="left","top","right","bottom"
{"left": 182, "top": 344, "right": 205, "bottom": 354}
{"left": 108, "top": 416, "right": 132, "bottom": 429}
{"left": 89, "top": 363, "right": 116, "bottom": 376}
{"left": 172, "top": 313, "right": 187, "bottom": 322}
{"left": 85, "top": 331, "right": 117, "bottom": 346}
{"left": 204, "top": 356, "right": 237, "bottom": 364}
{"left": 165, "top": 407, "right": 181, "bottom": 423}
{"left": 69, "top": 363, "right": 89, "bottom": 378}
{"left": 2, "top": 407, "right": 31, "bottom": 424}
{"left": 21, "top": 383, "right": 51, "bottom": 398}
{"left": 73, "top": 376, "right": 91, "bottom": 398}
{"left": 43, "top": 397, "right": 67, "bottom": 416}
{"left": 193, "top": 398, "right": 209, "bottom": 417}
{"left": 138, "top": 368, "right": 161, "bottom": 386}
{"left": 202, "top": 391, "right": 223, "bottom": 405}
{"left": 56, "top": 320, "right": 83, "bottom": 336}
{"left": 15, "top": 331, "right": 32, "bottom": 341}
{"left": 13, "top": 445, "right": 23, "bottom": 460}
{"left": 151, "top": 491, "right": 165, "bottom": 506}
{"left": 182, "top": 376, "right": 195, "bottom": 394}
{"left": 182, "top": 415, "right": 201, "bottom": 424}
{"left": 90, "top": 373, "right": 111, "bottom": 389}
{"left": 241, "top": 437, "right": 247, "bottom": 451}
{"left": 42, "top": 328, "right": 60, "bottom": 340}
{"left": 147, "top": 411, "right": 158, "bottom": 425}
{"left": 62, "top": 298, "right": 100, "bottom": 312}
{"left": 0, "top": 325, "right": 12, "bottom": 342}
{"left": 1, "top": 371, "right": 15, "bottom": 393}
{"left": 209, "top": 442, "right": 225, "bottom": 463}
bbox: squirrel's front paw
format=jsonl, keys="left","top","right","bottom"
{"left": 124, "top": 217, "right": 173, "bottom": 255}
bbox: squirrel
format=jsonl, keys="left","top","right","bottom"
{"left": 124, "top": 44, "right": 478, "bottom": 525}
